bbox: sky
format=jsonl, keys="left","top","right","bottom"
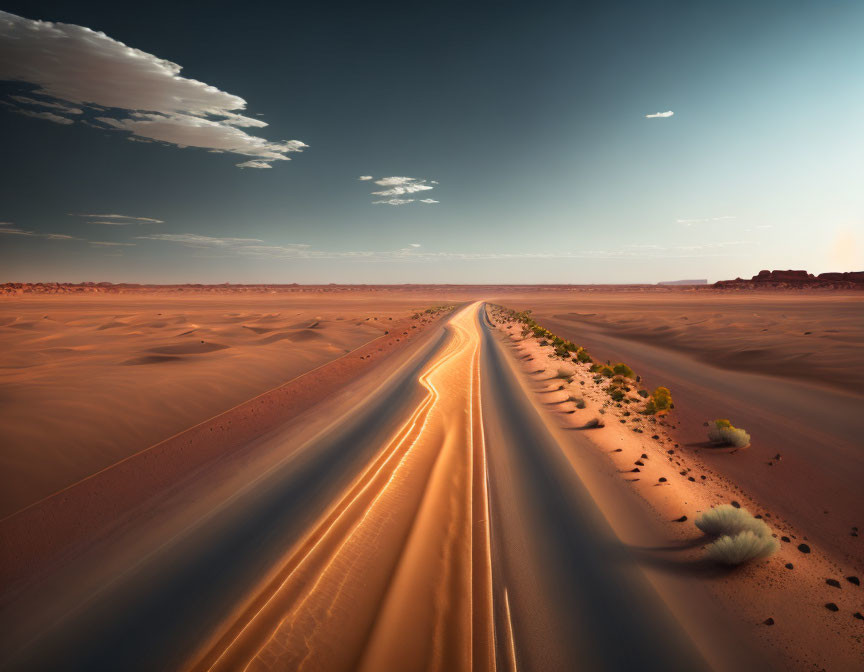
{"left": 1, "top": 0, "right": 862, "bottom": 284}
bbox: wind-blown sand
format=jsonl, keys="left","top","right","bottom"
{"left": 0, "top": 293, "right": 458, "bottom": 517}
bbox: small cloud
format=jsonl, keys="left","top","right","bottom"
{"left": 409, "top": 243, "right": 421, "bottom": 248}
{"left": 69, "top": 213, "right": 164, "bottom": 224}
{"left": 136, "top": 233, "right": 262, "bottom": 246}
{"left": 236, "top": 160, "right": 272, "bottom": 169}
{"left": 10, "top": 95, "right": 83, "bottom": 114}
{"left": 358, "top": 175, "right": 373, "bottom": 181}
{"left": 373, "top": 198, "right": 415, "bottom": 206}
{"left": 419, "top": 199, "right": 439, "bottom": 204}
{"left": 17, "top": 109, "right": 74, "bottom": 125}
{"left": 645, "top": 110, "right": 674, "bottom": 119}
{"left": 0, "top": 224, "right": 79, "bottom": 239}
{"left": 90, "top": 241, "right": 136, "bottom": 246}
{"left": 676, "top": 215, "right": 736, "bottom": 226}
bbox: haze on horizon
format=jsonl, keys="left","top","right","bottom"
{"left": 1, "top": 1, "right": 862, "bottom": 285}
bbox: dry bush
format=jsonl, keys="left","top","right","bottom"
{"left": 704, "top": 531, "right": 779, "bottom": 565}
{"left": 708, "top": 419, "right": 751, "bottom": 448}
{"left": 695, "top": 504, "right": 770, "bottom": 537}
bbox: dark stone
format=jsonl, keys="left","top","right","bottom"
{"left": 731, "top": 501, "right": 741, "bottom": 508}
{"left": 785, "top": 563, "right": 794, "bottom": 570}
{"left": 673, "top": 515, "right": 687, "bottom": 522}
{"left": 651, "top": 435, "right": 660, "bottom": 439}
{"left": 854, "top": 612, "right": 863, "bottom": 620}
{"left": 659, "top": 477, "right": 667, "bottom": 482}
{"left": 846, "top": 576, "right": 860, "bottom": 586}
{"left": 641, "top": 453, "right": 648, "bottom": 459}
{"left": 763, "top": 618, "right": 774, "bottom": 625}
{"left": 781, "top": 536, "right": 790, "bottom": 543}
{"left": 631, "top": 468, "right": 640, "bottom": 473}
{"left": 797, "top": 543, "right": 811, "bottom": 553}
{"left": 826, "top": 579, "right": 841, "bottom": 588}
{"left": 635, "top": 460, "right": 644, "bottom": 466}
{"left": 825, "top": 602, "right": 839, "bottom": 612}
{"left": 688, "top": 477, "right": 695, "bottom": 482}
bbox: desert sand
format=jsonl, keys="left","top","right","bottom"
{"left": 1, "top": 286, "right": 861, "bottom": 672}
{"left": 0, "top": 291, "right": 462, "bottom": 517}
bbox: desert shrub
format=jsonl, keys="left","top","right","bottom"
{"left": 612, "top": 363, "right": 635, "bottom": 378}
{"left": 644, "top": 386, "right": 673, "bottom": 414}
{"left": 637, "top": 389, "right": 649, "bottom": 398}
{"left": 590, "top": 364, "right": 615, "bottom": 378}
{"left": 707, "top": 419, "right": 751, "bottom": 448}
{"left": 583, "top": 417, "right": 604, "bottom": 428}
{"left": 695, "top": 505, "right": 771, "bottom": 537}
{"left": 607, "top": 387, "right": 625, "bottom": 402}
{"left": 568, "top": 395, "right": 586, "bottom": 409}
{"left": 556, "top": 367, "right": 575, "bottom": 379}
{"left": 575, "top": 348, "right": 592, "bottom": 363}
{"left": 704, "top": 531, "right": 779, "bottom": 565}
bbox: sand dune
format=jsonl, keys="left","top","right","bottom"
{"left": 0, "top": 293, "right": 458, "bottom": 517}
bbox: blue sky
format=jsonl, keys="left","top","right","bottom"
{"left": 1, "top": 1, "right": 862, "bottom": 283}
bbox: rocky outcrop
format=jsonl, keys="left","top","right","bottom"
{"left": 714, "top": 270, "right": 864, "bottom": 290}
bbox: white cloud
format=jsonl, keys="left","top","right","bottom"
{"left": 677, "top": 215, "right": 736, "bottom": 226}
{"left": 367, "top": 176, "right": 438, "bottom": 204}
{"left": 10, "top": 94, "right": 83, "bottom": 114}
{"left": 0, "top": 224, "right": 79, "bottom": 239}
{"left": 236, "top": 160, "right": 272, "bottom": 169}
{"left": 409, "top": 243, "right": 421, "bottom": 248}
{"left": 645, "top": 110, "right": 674, "bottom": 118}
{"left": 373, "top": 198, "right": 415, "bottom": 206}
{"left": 358, "top": 175, "right": 373, "bottom": 181}
{"left": 69, "top": 213, "right": 164, "bottom": 224}
{"left": 136, "top": 233, "right": 262, "bottom": 247}
{"left": 0, "top": 10, "right": 307, "bottom": 167}
{"left": 419, "top": 198, "right": 439, "bottom": 204}
{"left": 17, "top": 108, "right": 74, "bottom": 124}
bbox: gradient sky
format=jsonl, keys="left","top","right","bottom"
{"left": 1, "top": 0, "right": 862, "bottom": 284}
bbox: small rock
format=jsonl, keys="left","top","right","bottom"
{"left": 700, "top": 475, "right": 706, "bottom": 480}
{"left": 846, "top": 576, "right": 860, "bottom": 586}
{"left": 673, "top": 515, "right": 687, "bottom": 522}
{"left": 688, "top": 477, "right": 695, "bottom": 482}
{"left": 651, "top": 435, "right": 659, "bottom": 440}
{"left": 785, "top": 563, "right": 794, "bottom": 570}
{"left": 635, "top": 460, "right": 644, "bottom": 466}
{"left": 613, "top": 448, "right": 622, "bottom": 452}
{"left": 826, "top": 579, "right": 841, "bottom": 588}
{"left": 781, "top": 536, "right": 790, "bottom": 543}
{"left": 641, "top": 453, "right": 648, "bottom": 459}
{"left": 658, "top": 477, "right": 667, "bottom": 482}
{"left": 763, "top": 618, "right": 774, "bottom": 626}
{"left": 731, "top": 501, "right": 741, "bottom": 508}
{"left": 631, "top": 468, "right": 640, "bottom": 473}
{"left": 825, "top": 602, "right": 839, "bottom": 612}
{"left": 854, "top": 612, "right": 863, "bottom": 620}
{"left": 667, "top": 449, "right": 675, "bottom": 454}
{"left": 798, "top": 543, "right": 811, "bottom": 553}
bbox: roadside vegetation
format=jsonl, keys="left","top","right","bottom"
{"left": 707, "top": 419, "right": 751, "bottom": 448}
{"left": 488, "top": 304, "right": 673, "bottom": 416}
{"left": 696, "top": 504, "right": 778, "bottom": 565}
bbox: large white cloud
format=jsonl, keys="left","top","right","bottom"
{"left": 0, "top": 10, "right": 307, "bottom": 167}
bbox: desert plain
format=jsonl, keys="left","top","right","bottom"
{"left": 0, "top": 284, "right": 862, "bottom": 671}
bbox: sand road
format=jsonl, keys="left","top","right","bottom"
{"left": 3, "top": 303, "right": 714, "bottom": 671}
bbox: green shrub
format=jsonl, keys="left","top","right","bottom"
{"left": 644, "top": 386, "right": 672, "bottom": 414}
{"left": 575, "top": 348, "right": 592, "bottom": 363}
{"left": 637, "top": 389, "right": 649, "bottom": 398}
{"left": 707, "top": 419, "right": 751, "bottom": 448}
{"left": 612, "top": 363, "right": 635, "bottom": 378}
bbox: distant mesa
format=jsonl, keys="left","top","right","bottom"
{"left": 657, "top": 279, "right": 708, "bottom": 286}
{"left": 714, "top": 269, "right": 864, "bottom": 290}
